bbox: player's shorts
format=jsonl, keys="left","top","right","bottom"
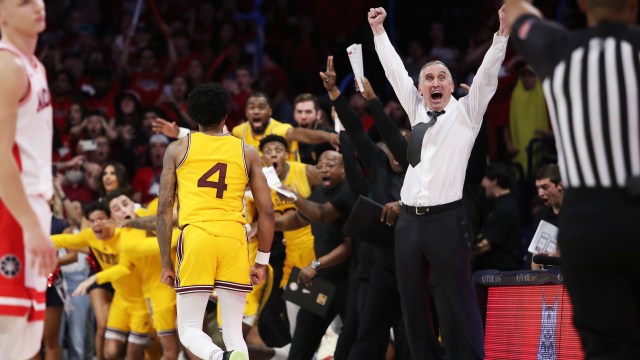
{"left": 0, "top": 195, "right": 50, "bottom": 319}
{"left": 175, "top": 222, "right": 252, "bottom": 294}
{"left": 145, "top": 286, "right": 177, "bottom": 336}
{"left": 280, "top": 239, "right": 315, "bottom": 288}
{"left": 105, "top": 292, "right": 151, "bottom": 344}
{"left": 0, "top": 195, "right": 50, "bottom": 359}
{"left": 0, "top": 315, "right": 45, "bottom": 359}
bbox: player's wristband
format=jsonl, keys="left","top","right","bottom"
{"left": 255, "top": 251, "right": 270, "bottom": 265}
{"left": 177, "top": 127, "right": 191, "bottom": 139}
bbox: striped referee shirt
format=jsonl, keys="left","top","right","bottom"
{"left": 512, "top": 16, "right": 640, "bottom": 189}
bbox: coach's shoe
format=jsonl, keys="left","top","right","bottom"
{"left": 222, "top": 350, "right": 248, "bottom": 360}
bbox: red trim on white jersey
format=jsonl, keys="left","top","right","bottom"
{"left": 0, "top": 40, "right": 53, "bottom": 200}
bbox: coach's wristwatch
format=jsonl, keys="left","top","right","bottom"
{"left": 310, "top": 259, "right": 321, "bottom": 271}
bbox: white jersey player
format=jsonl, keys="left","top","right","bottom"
{"left": 0, "top": 0, "right": 57, "bottom": 358}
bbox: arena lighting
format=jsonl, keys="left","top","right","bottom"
{"left": 475, "top": 270, "right": 584, "bottom": 359}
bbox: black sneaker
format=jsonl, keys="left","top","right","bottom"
{"left": 222, "top": 350, "right": 248, "bottom": 360}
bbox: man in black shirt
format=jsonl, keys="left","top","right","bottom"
{"left": 321, "top": 56, "right": 411, "bottom": 360}
{"left": 293, "top": 93, "right": 335, "bottom": 165}
{"left": 474, "top": 164, "right": 523, "bottom": 271}
{"left": 533, "top": 164, "right": 564, "bottom": 228}
{"left": 507, "top": 0, "right": 640, "bottom": 357}
{"left": 531, "top": 164, "right": 563, "bottom": 270}
{"left": 275, "top": 150, "right": 355, "bottom": 360}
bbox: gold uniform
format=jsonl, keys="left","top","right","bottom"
{"left": 232, "top": 118, "right": 299, "bottom": 161}
{"left": 95, "top": 228, "right": 180, "bottom": 335}
{"left": 52, "top": 229, "right": 151, "bottom": 336}
{"left": 175, "top": 132, "right": 252, "bottom": 294}
{"left": 137, "top": 197, "right": 158, "bottom": 216}
{"left": 246, "top": 161, "right": 316, "bottom": 288}
{"left": 216, "top": 191, "right": 273, "bottom": 327}
{"left": 216, "top": 231, "right": 274, "bottom": 328}
{"left": 275, "top": 162, "right": 316, "bottom": 287}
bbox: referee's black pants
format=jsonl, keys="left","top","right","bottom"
{"left": 394, "top": 205, "right": 484, "bottom": 360}
{"left": 560, "top": 188, "right": 640, "bottom": 360}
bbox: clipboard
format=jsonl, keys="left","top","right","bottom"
{"left": 282, "top": 267, "right": 336, "bottom": 317}
{"left": 343, "top": 195, "right": 394, "bottom": 246}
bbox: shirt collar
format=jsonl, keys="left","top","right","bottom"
{"left": 424, "top": 96, "right": 457, "bottom": 114}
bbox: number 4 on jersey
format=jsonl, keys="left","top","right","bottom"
{"left": 197, "top": 162, "right": 228, "bottom": 199}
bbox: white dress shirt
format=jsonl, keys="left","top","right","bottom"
{"left": 374, "top": 32, "right": 508, "bottom": 206}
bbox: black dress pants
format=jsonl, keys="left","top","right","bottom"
{"left": 333, "top": 274, "right": 367, "bottom": 360}
{"left": 394, "top": 205, "right": 484, "bottom": 360}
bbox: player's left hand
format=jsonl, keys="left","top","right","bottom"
{"left": 161, "top": 265, "right": 176, "bottom": 287}
{"left": 250, "top": 263, "right": 267, "bottom": 285}
{"left": 24, "top": 226, "right": 57, "bottom": 276}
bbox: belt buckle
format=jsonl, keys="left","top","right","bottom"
{"left": 415, "top": 206, "right": 428, "bottom": 215}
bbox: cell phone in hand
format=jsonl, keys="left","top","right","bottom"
{"left": 78, "top": 139, "right": 98, "bottom": 152}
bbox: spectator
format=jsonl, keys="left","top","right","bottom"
{"left": 404, "top": 39, "right": 430, "bottom": 85}
{"left": 293, "top": 93, "right": 335, "bottom": 165}
{"left": 530, "top": 164, "right": 563, "bottom": 270}
{"left": 83, "top": 68, "right": 118, "bottom": 121}
{"left": 507, "top": 65, "right": 550, "bottom": 175}
{"left": 226, "top": 65, "right": 255, "bottom": 130}
{"left": 474, "top": 164, "right": 523, "bottom": 271}
{"left": 533, "top": 164, "right": 563, "bottom": 228}
{"left": 84, "top": 135, "right": 112, "bottom": 168}
{"left": 126, "top": 47, "right": 166, "bottom": 107}
{"left": 157, "top": 75, "right": 194, "bottom": 129}
{"left": 428, "top": 22, "right": 460, "bottom": 81}
{"left": 98, "top": 161, "right": 132, "bottom": 199}
{"left": 70, "top": 110, "right": 117, "bottom": 142}
{"left": 59, "top": 157, "right": 96, "bottom": 205}
{"left": 51, "top": 69, "right": 77, "bottom": 135}
{"left": 132, "top": 134, "right": 168, "bottom": 206}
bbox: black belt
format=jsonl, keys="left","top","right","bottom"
{"left": 401, "top": 200, "right": 462, "bottom": 215}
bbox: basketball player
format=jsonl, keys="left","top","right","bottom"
{"left": 0, "top": 1, "right": 57, "bottom": 358}
{"left": 257, "top": 134, "right": 321, "bottom": 336}
{"left": 52, "top": 202, "right": 151, "bottom": 360}
{"left": 232, "top": 92, "right": 339, "bottom": 162}
{"left": 157, "top": 83, "right": 275, "bottom": 360}
{"left": 104, "top": 190, "right": 180, "bottom": 360}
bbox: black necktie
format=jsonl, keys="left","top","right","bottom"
{"left": 406, "top": 110, "right": 445, "bottom": 167}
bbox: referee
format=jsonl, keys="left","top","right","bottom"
{"left": 506, "top": 1, "right": 640, "bottom": 358}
